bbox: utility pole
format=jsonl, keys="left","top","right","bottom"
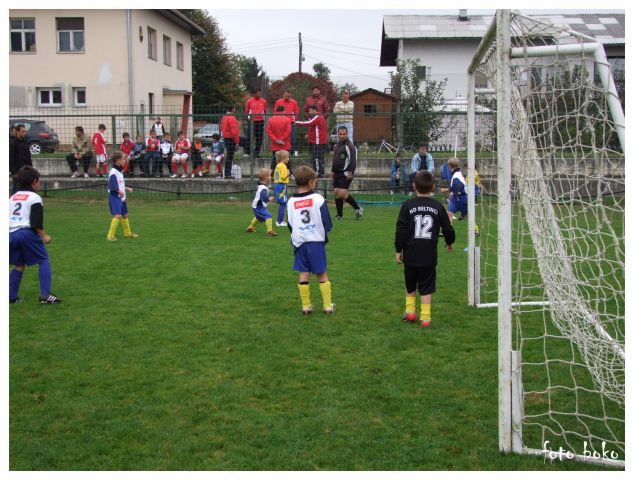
{"left": 298, "top": 32, "right": 303, "bottom": 73}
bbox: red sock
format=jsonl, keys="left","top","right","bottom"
{"left": 204, "top": 160, "right": 211, "bottom": 171}
{"left": 183, "top": 163, "right": 188, "bottom": 174}
{"left": 171, "top": 161, "right": 177, "bottom": 174}
{"left": 217, "top": 162, "right": 223, "bottom": 174}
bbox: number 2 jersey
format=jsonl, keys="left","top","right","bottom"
{"left": 287, "top": 191, "right": 332, "bottom": 248}
{"left": 395, "top": 196, "right": 455, "bottom": 267}
{"left": 9, "top": 189, "right": 44, "bottom": 233}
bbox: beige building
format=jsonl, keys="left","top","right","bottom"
{"left": 9, "top": 9, "right": 205, "bottom": 142}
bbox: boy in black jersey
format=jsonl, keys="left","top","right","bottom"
{"left": 395, "top": 170, "right": 455, "bottom": 327}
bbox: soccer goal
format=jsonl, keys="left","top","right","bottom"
{"left": 466, "top": 10, "right": 624, "bottom": 467}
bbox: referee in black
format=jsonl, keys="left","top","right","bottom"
{"left": 330, "top": 126, "right": 363, "bottom": 220}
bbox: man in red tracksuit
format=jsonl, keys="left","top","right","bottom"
{"left": 220, "top": 106, "right": 240, "bottom": 179}
{"left": 303, "top": 85, "right": 330, "bottom": 117}
{"left": 295, "top": 104, "right": 327, "bottom": 176}
{"left": 267, "top": 105, "right": 292, "bottom": 172}
{"left": 245, "top": 88, "right": 267, "bottom": 159}
{"left": 274, "top": 91, "right": 300, "bottom": 156}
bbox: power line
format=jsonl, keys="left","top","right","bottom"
{"left": 303, "top": 53, "right": 388, "bottom": 82}
{"left": 302, "top": 36, "right": 380, "bottom": 52}
{"left": 230, "top": 37, "right": 296, "bottom": 47}
{"left": 302, "top": 41, "right": 380, "bottom": 60}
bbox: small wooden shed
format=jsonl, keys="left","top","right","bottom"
{"left": 349, "top": 88, "right": 395, "bottom": 144}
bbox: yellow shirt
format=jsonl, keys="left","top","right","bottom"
{"left": 274, "top": 162, "right": 290, "bottom": 184}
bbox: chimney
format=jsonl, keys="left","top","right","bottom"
{"left": 459, "top": 9, "right": 468, "bottom": 21}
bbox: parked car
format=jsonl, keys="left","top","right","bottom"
{"left": 196, "top": 123, "right": 220, "bottom": 146}
{"left": 9, "top": 118, "right": 60, "bottom": 155}
{"left": 329, "top": 126, "right": 338, "bottom": 151}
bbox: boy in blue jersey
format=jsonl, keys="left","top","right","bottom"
{"left": 440, "top": 157, "right": 467, "bottom": 223}
{"left": 106, "top": 151, "right": 139, "bottom": 241}
{"left": 274, "top": 150, "right": 290, "bottom": 227}
{"left": 287, "top": 166, "right": 334, "bottom": 314}
{"left": 9, "top": 166, "right": 61, "bottom": 303}
{"left": 246, "top": 168, "right": 277, "bottom": 237}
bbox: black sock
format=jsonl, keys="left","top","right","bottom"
{"left": 335, "top": 198, "right": 344, "bottom": 217}
{"left": 346, "top": 196, "right": 360, "bottom": 210}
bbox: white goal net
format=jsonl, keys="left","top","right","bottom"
{"left": 467, "top": 11, "right": 624, "bottom": 467}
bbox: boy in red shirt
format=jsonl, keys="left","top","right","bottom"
{"left": 171, "top": 130, "right": 191, "bottom": 178}
{"left": 295, "top": 105, "right": 328, "bottom": 176}
{"left": 119, "top": 132, "right": 134, "bottom": 177}
{"left": 92, "top": 123, "right": 108, "bottom": 177}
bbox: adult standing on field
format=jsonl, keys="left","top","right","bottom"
{"left": 331, "top": 126, "right": 363, "bottom": 221}
{"left": 267, "top": 105, "right": 292, "bottom": 172}
{"left": 220, "top": 106, "right": 240, "bottom": 179}
{"left": 274, "top": 91, "right": 300, "bottom": 157}
{"left": 152, "top": 117, "right": 165, "bottom": 142}
{"left": 245, "top": 88, "right": 267, "bottom": 160}
{"left": 9, "top": 124, "right": 32, "bottom": 195}
{"left": 333, "top": 90, "right": 355, "bottom": 143}
{"left": 303, "top": 85, "right": 330, "bottom": 117}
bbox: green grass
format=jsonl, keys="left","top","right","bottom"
{"left": 9, "top": 199, "right": 619, "bottom": 470}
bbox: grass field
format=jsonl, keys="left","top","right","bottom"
{"left": 9, "top": 198, "right": 615, "bottom": 471}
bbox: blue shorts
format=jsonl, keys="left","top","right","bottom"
{"left": 274, "top": 183, "right": 288, "bottom": 204}
{"left": 9, "top": 228, "right": 50, "bottom": 266}
{"left": 293, "top": 242, "right": 327, "bottom": 274}
{"left": 109, "top": 195, "right": 129, "bottom": 216}
{"left": 448, "top": 196, "right": 468, "bottom": 216}
{"left": 253, "top": 206, "right": 272, "bottom": 222}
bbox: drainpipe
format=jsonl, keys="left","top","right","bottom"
{"left": 126, "top": 10, "right": 134, "bottom": 109}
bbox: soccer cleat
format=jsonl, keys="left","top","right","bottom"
{"left": 246, "top": 226, "right": 256, "bottom": 233}
{"left": 9, "top": 297, "right": 24, "bottom": 304}
{"left": 335, "top": 215, "right": 343, "bottom": 221}
{"left": 181, "top": 174, "right": 188, "bottom": 178}
{"left": 276, "top": 221, "right": 287, "bottom": 227}
{"left": 191, "top": 173, "right": 196, "bottom": 178}
{"left": 107, "top": 236, "right": 117, "bottom": 241}
{"left": 323, "top": 304, "right": 336, "bottom": 314}
{"left": 390, "top": 190, "right": 394, "bottom": 195}
{"left": 403, "top": 312, "right": 417, "bottom": 322}
{"left": 355, "top": 207, "right": 364, "bottom": 220}
{"left": 420, "top": 320, "right": 431, "bottom": 328}
{"left": 302, "top": 305, "right": 314, "bottom": 315}
{"left": 267, "top": 231, "right": 278, "bottom": 237}
{"left": 198, "top": 171, "right": 203, "bottom": 177}
{"left": 71, "top": 171, "right": 79, "bottom": 178}
{"left": 293, "top": 151, "right": 298, "bottom": 157}
{"left": 83, "top": 172, "right": 89, "bottom": 178}
{"left": 124, "top": 233, "right": 139, "bottom": 239}
{"left": 39, "top": 294, "right": 62, "bottom": 304}
{"left": 170, "top": 174, "right": 177, "bottom": 178}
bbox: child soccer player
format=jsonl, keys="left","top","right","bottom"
{"left": 158, "top": 132, "right": 173, "bottom": 178}
{"left": 106, "top": 151, "right": 139, "bottom": 241}
{"left": 119, "top": 132, "right": 134, "bottom": 177}
{"left": 171, "top": 130, "right": 190, "bottom": 178}
{"left": 9, "top": 166, "right": 61, "bottom": 304}
{"left": 145, "top": 129, "right": 160, "bottom": 177}
{"left": 395, "top": 170, "right": 455, "bottom": 327}
{"left": 390, "top": 153, "right": 406, "bottom": 195}
{"left": 246, "top": 168, "right": 277, "bottom": 237}
{"left": 274, "top": 150, "right": 290, "bottom": 227}
{"left": 130, "top": 134, "right": 146, "bottom": 177}
{"left": 204, "top": 133, "right": 225, "bottom": 178}
{"left": 92, "top": 123, "right": 108, "bottom": 177}
{"left": 287, "top": 166, "right": 334, "bottom": 315}
{"left": 190, "top": 134, "right": 204, "bottom": 177}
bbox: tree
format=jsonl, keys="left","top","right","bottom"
{"left": 180, "top": 10, "right": 243, "bottom": 110}
{"left": 232, "top": 54, "right": 269, "bottom": 93}
{"left": 392, "top": 58, "right": 448, "bottom": 147}
{"left": 268, "top": 72, "right": 337, "bottom": 113}
{"left": 312, "top": 63, "right": 331, "bottom": 82}
{"left": 336, "top": 82, "right": 360, "bottom": 96}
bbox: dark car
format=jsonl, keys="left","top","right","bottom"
{"left": 9, "top": 118, "right": 60, "bottom": 155}
{"left": 196, "top": 123, "right": 220, "bottom": 146}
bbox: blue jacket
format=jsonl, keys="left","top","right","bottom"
{"left": 410, "top": 152, "right": 434, "bottom": 174}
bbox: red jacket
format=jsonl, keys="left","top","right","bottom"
{"left": 303, "top": 95, "right": 330, "bottom": 116}
{"left": 220, "top": 114, "right": 240, "bottom": 143}
{"left": 119, "top": 139, "right": 134, "bottom": 156}
{"left": 245, "top": 97, "right": 267, "bottom": 121}
{"left": 92, "top": 131, "right": 107, "bottom": 155}
{"left": 146, "top": 136, "right": 160, "bottom": 151}
{"left": 266, "top": 115, "right": 292, "bottom": 151}
{"left": 273, "top": 98, "right": 299, "bottom": 121}
{"left": 295, "top": 114, "right": 327, "bottom": 145}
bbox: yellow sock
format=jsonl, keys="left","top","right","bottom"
{"left": 107, "top": 218, "right": 120, "bottom": 238}
{"left": 405, "top": 296, "right": 416, "bottom": 313}
{"left": 298, "top": 283, "right": 311, "bottom": 308}
{"left": 265, "top": 218, "right": 273, "bottom": 232}
{"left": 420, "top": 304, "right": 431, "bottom": 321}
{"left": 319, "top": 281, "right": 332, "bottom": 308}
{"left": 122, "top": 218, "right": 132, "bottom": 236}
{"left": 249, "top": 217, "right": 259, "bottom": 229}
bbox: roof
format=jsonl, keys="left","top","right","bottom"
{"left": 350, "top": 88, "right": 395, "bottom": 101}
{"left": 381, "top": 12, "right": 624, "bottom": 65}
{"left": 157, "top": 10, "right": 206, "bottom": 36}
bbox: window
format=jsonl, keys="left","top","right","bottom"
{"left": 56, "top": 17, "right": 84, "bottom": 52}
{"left": 73, "top": 87, "right": 87, "bottom": 107}
{"left": 147, "top": 26, "right": 157, "bottom": 60}
{"left": 10, "top": 18, "right": 36, "bottom": 52}
{"left": 37, "top": 88, "right": 62, "bottom": 107}
{"left": 415, "top": 65, "right": 429, "bottom": 80}
{"left": 176, "top": 42, "right": 184, "bottom": 70}
{"left": 163, "top": 35, "right": 171, "bottom": 65}
{"left": 363, "top": 104, "right": 378, "bottom": 116}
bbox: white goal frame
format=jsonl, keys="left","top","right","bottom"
{"left": 466, "top": 10, "right": 625, "bottom": 468}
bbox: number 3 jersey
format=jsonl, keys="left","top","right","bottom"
{"left": 10, "top": 190, "right": 44, "bottom": 233}
{"left": 395, "top": 196, "right": 455, "bottom": 267}
{"left": 287, "top": 191, "right": 333, "bottom": 248}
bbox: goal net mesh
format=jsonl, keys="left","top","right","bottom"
{"left": 472, "top": 13, "right": 624, "bottom": 461}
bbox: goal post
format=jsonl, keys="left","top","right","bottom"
{"left": 467, "top": 10, "right": 625, "bottom": 467}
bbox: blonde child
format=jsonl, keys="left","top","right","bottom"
{"left": 246, "top": 168, "right": 277, "bottom": 237}
{"left": 106, "top": 151, "right": 139, "bottom": 241}
{"left": 273, "top": 150, "right": 290, "bottom": 227}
